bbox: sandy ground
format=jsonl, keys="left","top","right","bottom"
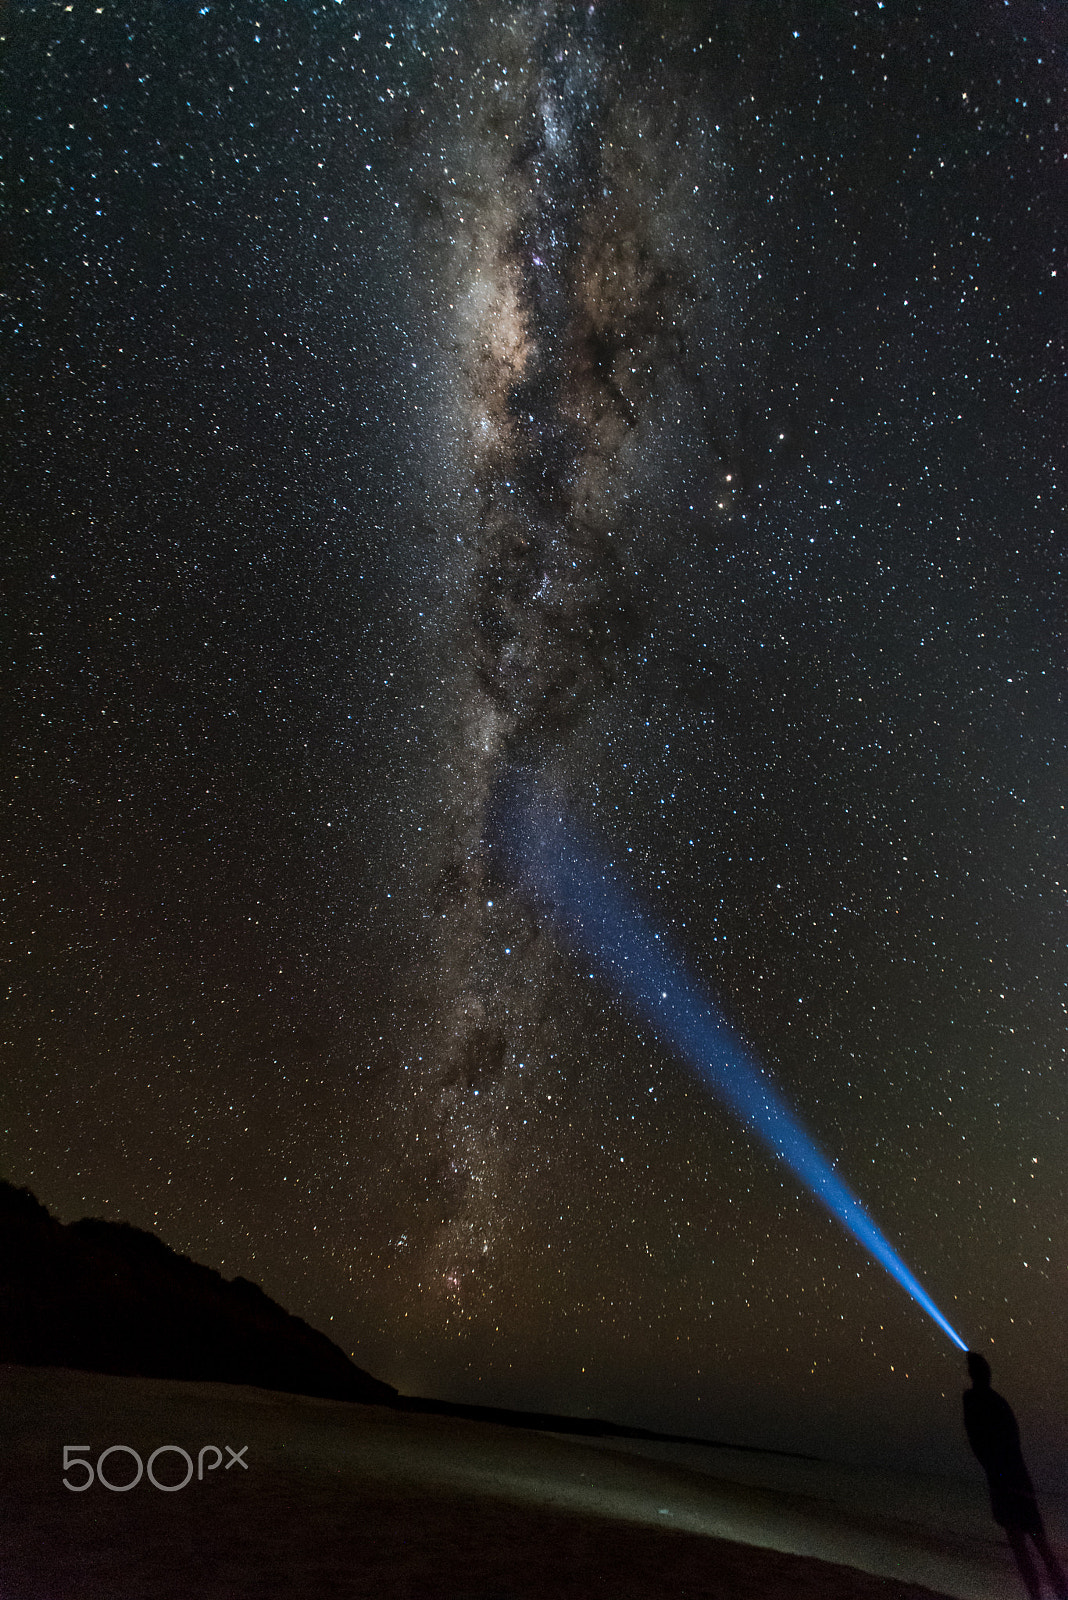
{"left": 0, "top": 1365, "right": 1052, "bottom": 1598}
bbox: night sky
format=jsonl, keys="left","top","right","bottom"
{"left": 3, "top": 0, "right": 1064, "bottom": 1474}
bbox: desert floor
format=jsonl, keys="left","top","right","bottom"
{"left": 0, "top": 1364, "right": 1058, "bottom": 1598}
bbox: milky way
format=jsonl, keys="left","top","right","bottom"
{"left": 398, "top": 2, "right": 740, "bottom": 1305}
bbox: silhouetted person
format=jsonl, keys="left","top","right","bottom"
{"left": 963, "top": 1352, "right": 1067, "bottom": 1599}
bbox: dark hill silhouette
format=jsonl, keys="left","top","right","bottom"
{"left": 0, "top": 1180, "right": 819, "bottom": 1465}
{"left": 0, "top": 1179, "right": 395, "bottom": 1405}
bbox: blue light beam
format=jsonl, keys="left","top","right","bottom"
{"left": 489, "top": 769, "right": 967, "bottom": 1352}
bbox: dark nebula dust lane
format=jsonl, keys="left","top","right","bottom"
{"left": 2, "top": 0, "right": 1064, "bottom": 1471}
{"left": 401, "top": 3, "right": 746, "bottom": 1309}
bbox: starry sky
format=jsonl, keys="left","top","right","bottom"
{"left": 3, "top": 0, "right": 1065, "bottom": 1475}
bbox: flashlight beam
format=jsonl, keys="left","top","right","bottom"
{"left": 490, "top": 771, "right": 967, "bottom": 1353}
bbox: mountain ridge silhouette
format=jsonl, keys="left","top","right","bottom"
{"left": 0, "top": 1178, "right": 396, "bottom": 1404}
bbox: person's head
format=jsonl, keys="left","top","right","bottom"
{"left": 967, "top": 1351, "right": 992, "bottom": 1388}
